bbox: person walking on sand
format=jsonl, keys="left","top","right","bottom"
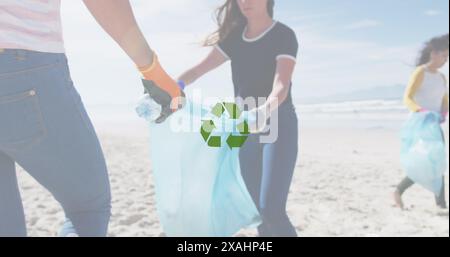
{"left": 178, "top": 0, "right": 300, "bottom": 237}
{"left": 394, "top": 34, "right": 449, "bottom": 210}
{"left": 0, "top": 0, "right": 183, "bottom": 237}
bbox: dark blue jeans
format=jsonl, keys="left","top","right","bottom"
{"left": 0, "top": 49, "right": 111, "bottom": 236}
{"left": 239, "top": 104, "right": 299, "bottom": 237}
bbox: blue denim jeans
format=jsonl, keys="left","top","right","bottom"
{"left": 0, "top": 49, "right": 111, "bottom": 237}
{"left": 239, "top": 104, "right": 299, "bottom": 237}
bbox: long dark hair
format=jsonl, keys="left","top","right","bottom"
{"left": 416, "top": 34, "right": 449, "bottom": 66}
{"left": 204, "top": 0, "right": 275, "bottom": 46}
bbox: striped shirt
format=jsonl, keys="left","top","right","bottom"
{"left": 0, "top": 0, "right": 64, "bottom": 53}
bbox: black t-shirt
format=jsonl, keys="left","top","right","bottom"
{"left": 218, "top": 21, "right": 298, "bottom": 108}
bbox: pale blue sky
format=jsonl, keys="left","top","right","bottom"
{"left": 61, "top": 0, "right": 449, "bottom": 107}
{"left": 280, "top": 0, "right": 449, "bottom": 44}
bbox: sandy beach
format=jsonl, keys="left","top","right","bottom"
{"left": 1, "top": 0, "right": 448, "bottom": 239}
{"left": 16, "top": 117, "right": 449, "bottom": 237}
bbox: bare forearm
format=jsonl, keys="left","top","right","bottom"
{"left": 178, "top": 48, "right": 227, "bottom": 87}
{"left": 261, "top": 58, "right": 296, "bottom": 114}
{"left": 178, "top": 67, "right": 201, "bottom": 86}
{"left": 83, "top": 0, "right": 153, "bottom": 68}
{"left": 264, "top": 78, "right": 290, "bottom": 113}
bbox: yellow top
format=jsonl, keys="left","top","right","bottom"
{"left": 443, "top": 94, "right": 449, "bottom": 115}
{"left": 403, "top": 65, "right": 449, "bottom": 114}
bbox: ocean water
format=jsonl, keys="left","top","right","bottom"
{"left": 86, "top": 99, "right": 448, "bottom": 132}
{"left": 295, "top": 99, "right": 409, "bottom": 130}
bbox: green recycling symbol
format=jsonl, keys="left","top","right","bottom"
{"left": 200, "top": 102, "right": 250, "bottom": 148}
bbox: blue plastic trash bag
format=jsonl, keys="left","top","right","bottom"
{"left": 136, "top": 96, "right": 261, "bottom": 237}
{"left": 400, "top": 112, "right": 447, "bottom": 196}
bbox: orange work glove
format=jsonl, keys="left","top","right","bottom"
{"left": 139, "top": 53, "right": 185, "bottom": 123}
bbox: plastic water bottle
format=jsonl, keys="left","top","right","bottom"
{"left": 136, "top": 95, "right": 162, "bottom": 122}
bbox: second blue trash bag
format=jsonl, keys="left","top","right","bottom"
{"left": 400, "top": 112, "right": 447, "bottom": 196}
{"left": 136, "top": 96, "right": 261, "bottom": 237}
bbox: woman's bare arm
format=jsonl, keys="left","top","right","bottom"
{"left": 83, "top": 0, "right": 153, "bottom": 68}
{"left": 178, "top": 48, "right": 228, "bottom": 87}
{"left": 263, "top": 58, "right": 297, "bottom": 114}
